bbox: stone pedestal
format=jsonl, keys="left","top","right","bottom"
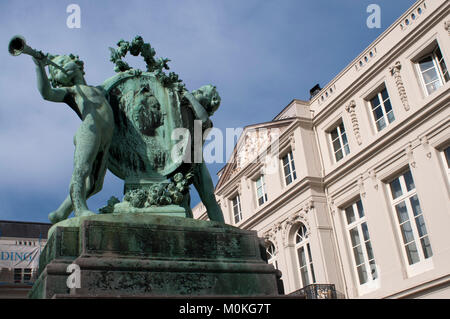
{"left": 29, "top": 214, "right": 282, "bottom": 298}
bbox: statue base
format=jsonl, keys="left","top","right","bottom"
{"left": 29, "top": 214, "right": 282, "bottom": 298}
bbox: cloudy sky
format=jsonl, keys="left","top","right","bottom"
{"left": 0, "top": 0, "right": 416, "bottom": 223}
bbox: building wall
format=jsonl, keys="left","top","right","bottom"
{"left": 194, "top": 0, "right": 450, "bottom": 299}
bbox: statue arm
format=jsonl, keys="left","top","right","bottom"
{"left": 183, "top": 91, "right": 211, "bottom": 127}
{"left": 33, "top": 59, "right": 68, "bottom": 102}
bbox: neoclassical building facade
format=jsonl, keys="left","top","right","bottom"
{"left": 193, "top": 0, "right": 450, "bottom": 298}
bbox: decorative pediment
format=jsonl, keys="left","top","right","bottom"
{"left": 216, "top": 119, "right": 294, "bottom": 190}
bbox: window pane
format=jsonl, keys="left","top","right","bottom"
{"left": 343, "top": 144, "right": 350, "bottom": 156}
{"left": 366, "top": 241, "right": 374, "bottom": 260}
{"left": 345, "top": 206, "right": 356, "bottom": 225}
{"left": 418, "top": 55, "right": 434, "bottom": 72}
{"left": 426, "top": 80, "right": 442, "bottom": 95}
{"left": 370, "top": 95, "right": 381, "bottom": 109}
{"left": 298, "top": 247, "right": 306, "bottom": 267}
{"left": 376, "top": 117, "right": 386, "bottom": 131}
{"left": 335, "top": 149, "right": 343, "bottom": 162}
{"left": 369, "top": 260, "right": 378, "bottom": 280}
{"left": 301, "top": 267, "right": 310, "bottom": 287}
{"left": 409, "top": 195, "right": 422, "bottom": 217}
{"left": 403, "top": 170, "right": 415, "bottom": 191}
{"left": 395, "top": 201, "right": 409, "bottom": 224}
{"left": 420, "top": 236, "right": 433, "bottom": 259}
{"left": 387, "top": 110, "right": 395, "bottom": 124}
{"left": 373, "top": 105, "right": 384, "bottom": 120}
{"left": 405, "top": 242, "right": 420, "bottom": 265}
{"left": 349, "top": 228, "right": 361, "bottom": 247}
{"left": 422, "top": 68, "right": 439, "bottom": 84}
{"left": 361, "top": 222, "right": 370, "bottom": 241}
{"left": 383, "top": 98, "right": 392, "bottom": 113}
{"left": 390, "top": 178, "right": 403, "bottom": 199}
{"left": 341, "top": 132, "right": 348, "bottom": 146}
{"left": 357, "top": 264, "right": 368, "bottom": 285}
{"left": 282, "top": 155, "right": 289, "bottom": 165}
{"left": 332, "top": 139, "right": 342, "bottom": 152}
{"left": 339, "top": 122, "right": 346, "bottom": 133}
{"left": 285, "top": 175, "right": 292, "bottom": 185}
{"left": 356, "top": 200, "right": 364, "bottom": 218}
{"left": 381, "top": 88, "right": 389, "bottom": 101}
{"left": 353, "top": 245, "right": 365, "bottom": 266}
{"left": 330, "top": 128, "right": 339, "bottom": 141}
{"left": 400, "top": 221, "right": 415, "bottom": 244}
{"left": 415, "top": 215, "right": 428, "bottom": 238}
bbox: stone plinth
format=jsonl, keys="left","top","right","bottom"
{"left": 29, "top": 214, "right": 282, "bottom": 298}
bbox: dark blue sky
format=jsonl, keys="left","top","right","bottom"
{"left": 0, "top": 0, "right": 416, "bottom": 223}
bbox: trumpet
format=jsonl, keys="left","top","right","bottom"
{"left": 8, "top": 35, "right": 68, "bottom": 75}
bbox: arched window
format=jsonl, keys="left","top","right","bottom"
{"left": 295, "top": 224, "right": 316, "bottom": 287}
{"left": 266, "top": 241, "right": 278, "bottom": 270}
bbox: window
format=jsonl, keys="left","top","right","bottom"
{"left": 369, "top": 87, "right": 395, "bottom": 132}
{"left": 388, "top": 169, "right": 432, "bottom": 266}
{"left": 329, "top": 121, "right": 350, "bottom": 162}
{"left": 13, "top": 268, "right": 33, "bottom": 284}
{"left": 232, "top": 195, "right": 242, "bottom": 224}
{"left": 295, "top": 224, "right": 316, "bottom": 287}
{"left": 344, "top": 199, "right": 378, "bottom": 286}
{"left": 282, "top": 150, "right": 297, "bottom": 186}
{"left": 442, "top": 145, "right": 450, "bottom": 183}
{"left": 266, "top": 242, "right": 278, "bottom": 270}
{"left": 255, "top": 175, "right": 268, "bottom": 206}
{"left": 417, "top": 45, "right": 449, "bottom": 95}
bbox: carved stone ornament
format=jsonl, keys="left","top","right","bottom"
{"left": 263, "top": 222, "right": 282, "bottom": 251}
{"left": 357, "top": 174, "right": 366, "bottom": 198}
{"left": 445, "top": 21, "right": 450, "bottom": 35}
{"left": 390, "top": 61, "right": 410, "bottom": 111}
{"left": 406, "top": 143, "right": 416, "bottom": 168}
{"left": 345, "top": 100, "right": 362, "bottom": 145}
{"left": 281, "top": 210, "right": 310, "bottom": 247}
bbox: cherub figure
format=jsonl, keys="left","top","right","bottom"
{"left": 183, "top": 85, "right": 225, "bottom": 223}
{"left": 32, "top": 53, "right": 114, "bottom": 224}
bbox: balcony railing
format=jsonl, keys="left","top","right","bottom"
{"left": 289, "top": 284, "right": 337, "bottom": 299}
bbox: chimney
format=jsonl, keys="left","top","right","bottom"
{"left": 309, "top": 84, "right": 322, "bottom": 99}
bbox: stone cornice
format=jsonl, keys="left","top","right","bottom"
{"left": 312, "top": 0, "right": 449, "bottom": 125}
{"left": 238, "top": 176, "right": 324, "bottom": 230}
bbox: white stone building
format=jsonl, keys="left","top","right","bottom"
{"left": 193, "top": 0, "right": 450, "bottom": 299}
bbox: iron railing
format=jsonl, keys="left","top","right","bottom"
{"left": 289, "top": 284, "right": 337, "bottom": 299}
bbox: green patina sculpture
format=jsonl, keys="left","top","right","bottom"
{"left": 9, "top": 35, "right": 225, "bottom": 224}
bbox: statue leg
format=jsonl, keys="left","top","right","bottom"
{"left": 193, "top": 162, "right": 225, "bottom": 223}
{"left": 181, "top": 192, "right": 194, "bottom": 219}
{"left": 69, "top": 120, "right": 101, "bottom": 218}
{"left": 48, "top": 177, "right": 95, "bottom": 224}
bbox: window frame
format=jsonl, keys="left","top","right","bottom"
{"left": 416, "top": 45, "right": 449, "bottom": 96}
{"left": 368, "top": 87, "right": 395, "bottom": 132}
{"left": 387, "top": 169, "right": 433, "bottom": 276}
{"left": 231, "top": 194, "right": 242, "bottom": 224}
{"left": 282, "top": 150, "right": 297, "bottom": 186}
{"left": 255, "top": 175, "right": 268, "bottom": 206}
{"left": 328, "top": 121, "right": 350, "bottom": 163}
{"left": 295, "top": 224, "right": 316, "bottom": 288}
{"left": 343, "top": 199, "right": 379, "bottom": 293}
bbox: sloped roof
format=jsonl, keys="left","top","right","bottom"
{"left": 0, "top": 220, "right": 52, "bottom": 239}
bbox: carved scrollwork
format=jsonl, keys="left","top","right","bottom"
{"left": 390, "top": 61, "right": 410, "bottom": 111}
{"left": 345, "top": 100, "right": 362, "bottom": 145}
